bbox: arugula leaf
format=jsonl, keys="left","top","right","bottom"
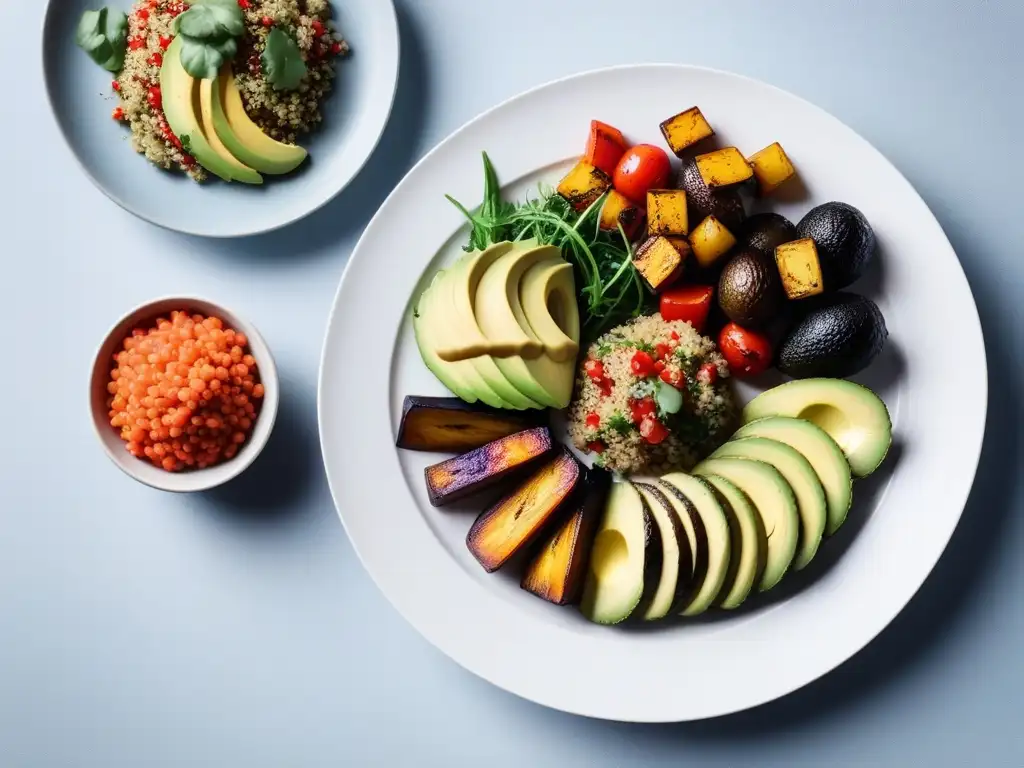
{"left": 175, "top": 3, "right": 243, "bottom": 40}
{"left": 179, "top": 35, "right": 229, "bottom": 80}
{"left": 262, "top": 28, "right": 308, "bottom": 91}
{"left": 75, "top": 8, "right": 127, "bottom": 72}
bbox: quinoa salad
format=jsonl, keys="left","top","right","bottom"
{"left": 567, "top": 314, "right": 736, "bottom": 474}
{"left": 92, "top": 0, "right": 348, "bottom": 181}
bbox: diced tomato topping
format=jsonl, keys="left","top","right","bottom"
{"left": 639, "top": 417, "right": 670, "bottom": 445}
{"left": 671, "top": 331, "right": 680, "bottom": 340}
{"left": 660, "top": 367, "right": 684, "bottom": 388}
{"left": 630, "top": 350, "right": 656, "bottom": 377}
{"left": 698, "top": 362, "right": 719, "bottom": 384}
{"left": 129, "top": 38, "right": 146, "bottom": 51}
{"left": 312, "top": 19, "right": 326, "bottom": 36}
{"left": 629, "top": 397, "right": 657, "bottom": 424}
{"left": 147, "top": 86, "right": 162, "bottom": 109}
{"left": 111, "top": 80, "right": 120, "bottom": 91}
{"left": 597, "top": 379, "right": 613, "bottom": 398}
{"left": 137, "top": 8, "right": 150, "bottom": 20}
{"left": 159, "top": 36, "right": 172, "bottom": 50}
{"left": 238, "top": 0, "right": 250, "bottom": 8}
{"left": 654, "top": 360, "right": 666, "bottom": 373}
{"left": 262, "top": 16, "right": 274, "bottom": 27}
{"left": 584, "top": 358, "right": 605, "bottom": 381}
{"left": 331, "top": 42, "right": 344, "bottom": 55}
{"left": 660, "top": 285, "right": 715, "bottom": 333}
{"left": 112, "top": 107, "right": 125, "bottom": 121}
{"left": 587, "top": 440, "right": 606, "bottom": 454}
{"left": 148, "top": 52, "right": 162, "bottom": 67}
{"left": 584, "top": 120, "right": 629, "bottom": 176}
{"left": 655, "top": 342, "right": 671, "bottom": 360}
{"left": 585, "top": 412, "right": 601, "bottom": 428}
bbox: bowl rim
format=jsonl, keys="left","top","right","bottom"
{"left": 90, "top": 295, "right": 280, "bottom": 493}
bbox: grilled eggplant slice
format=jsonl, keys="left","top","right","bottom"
{"left": 467, "top": 448, "right": 581, "bottom": 572}
{"left": 397, "top": 396, "right": 542, "bottom": 452}
{"left": 660, "top": 106, "right": 714, "bottom": 157}
{"left": 424, "top": 427, "right": 552, "bottom": 507}
{"left": 557, "top": 160, "right": 613, "bottom": 212}
{"left": 521, "top": 467, "right": 611, "bottom": 605}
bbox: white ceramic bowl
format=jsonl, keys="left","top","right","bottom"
{"left": 90, "top": 296, "right": 279, "bottom": 492}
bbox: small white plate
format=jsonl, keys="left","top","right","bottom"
{"left": 43, "top": 0, "right": 399, "bottom": 237}
{"left": 318, "top": 65, "right": 986, "bottom": 721}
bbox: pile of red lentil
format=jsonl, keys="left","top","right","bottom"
{"left": 107, "top": 310, "right": 265, "bottom": 472}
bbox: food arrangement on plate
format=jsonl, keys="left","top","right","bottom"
{"left": 399, "top": 108, "right": 894, "bottom": 625}
{"left": 74, "top": 0, "right": 349, "bottom": 183}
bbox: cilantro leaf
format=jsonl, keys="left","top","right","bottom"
{"left": 262, "top": 28, "right": 308, "bottom": 92}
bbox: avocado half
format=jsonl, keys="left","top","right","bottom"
{"left": 796, "top": 202, "right": 876, "bottom": 290}
{"left": 676, "top": 157, "right": 746, "bottom": 231}
{"left": 777, "top": 292, "right": 887, "bottom": 379}
{"left": 717, "top": 247, "right": 786, "bottom": 327}
{"left": 738, "top": 212, "right": 797, "bottom": 258}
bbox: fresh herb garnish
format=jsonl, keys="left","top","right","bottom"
{"left": 262, "top": 28, "right": 308, "bottom": 91}
{"left": 179, "top": 35, "right": 237, "bottom": 80}
{"left": 447, "top": 153, "right": 654, "bottom": 339}
{"left": 172, "top": 0, "right": 245, "bottom": 80}
{"left": 180, "top": 134, "right": 193, "bottom": 152}
{"left": 75, "top": 7, "right": 128, "bottom": 72}
{"left": 605, "top": 412, "right": 633, "bottom": 436}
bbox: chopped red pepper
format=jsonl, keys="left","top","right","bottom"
{"left": 655, "top": 342, "right": 671, "bottom": 360}
{"left": 629, "top": 397, "right": 657, "bottom": 424}
{"left": 630, "top": 350, "right": 656, "bottom": 377}
{"left": 238, "top": 0, "right": 250, "bottom": 8}
{"left": 112, "top": 107, "right": 125, "bottom": 121}
{"left": 584, "top": 359, "right": 605, "bottom": 381}
{"left": 660, "top": 285, "right": 715, "bottom": 333}
{"left": 262, "top": 16, "right": 274, "bottom": 27}
{"left": 159, "top": 35, "right": 172, "bottom": 50}
{"left": 129, "top": 37, "right": 146, "bottom": 51}
{"left": 331, "top": 41, "right": 344, "bottom": 56}
{"left": 584, "top": 120, "right": 629, "bottom": 176}
{"left": 148, "top": 52, "right": 163, "bottom": 67}
{"left": 111, "top": 80, "right": 120, "bottom": 91}
{"left": 654, "top": 360, "right": 666, "bottom": 373}
{"left": 660, "top": 367, "right": 684, "bottom": 388}
{"left": 671, "top": 331, "right": 680, "bottom": 340}
{"left": 137, "top": 8, "right": 150, "bottom": 20}
{"left": 639, "top": 417, "right": 670, "bottom": 445}
{"left": 698, "top": 362, "right": 719, "bottom": 384}
{"left": 597, "top": 379, "right": 613, "bottom": 398}
{"left": 312, "top": 20, "right": 326, "bottom": 36}
{"left": 585, "top": 412, "right": 601, "bottom": 428}
{"left": 147, "top": 86, "right": 162, "bottom": 109}
{"left": 586, "top": 440, "right": 606, "bottom": 454}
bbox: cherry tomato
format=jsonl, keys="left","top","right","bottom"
{"left": 719, "top": 322, "right": 773, "bottom": 377}
{"left": 639, "top": 416, "right": 670, "bottom": 445}
{"left": 629, "top": 397, "right": 657, "bottom": 424}
{"left": 630, "top": 350, "right": 656, "bottom": 377}
{"left": 660, "top": 285, "right": 715, "bottom": 333}
{"left": 613, "top": 144, "right": 671, "bottom": 204}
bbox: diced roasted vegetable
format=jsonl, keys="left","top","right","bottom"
{"left": 695, "top": 147, "right": 754, "bottom": 189}
{"left": 599, "top": 189, "right": 645, "bottom": 239}
{"left": 689, "top": 215, "right": 737, "bottom": 269}
{"left": 557, "top": 160, "right": 613, "bottom": 212}
{"left": 646, "top": 189, "right": 689, "bottom": 236}
{"left": 424, "top": 427, "right": 552, "bottom": 507}
{"left": 659, "top": 284, "right": 715, "bottom": 332}
{"left": 396, "top": 396, "right": 542, "bottom": 453}
{"left": 584, "top": 120, "right": 629, "bottom": 176}
{"left": 665, "top": 236, "right": 693, "bottom": 263}
{"left": 748, "top": 142, "right": 796, "bottom": 195}
{"left": 775, "top": 238, "right": 825, "bottom": 299}
{"left": 467, "top": 449, "right": 582, "bottom": 572}
{"left": 676, "top": 157, "right": 747, "bottom": 231}
{"left": 660, "top": 106, "right": 714, "bottom": 157}
{"left": 521, "top": 467, "right": 611, "bottom": 605}
{"left": 634, "top": 235, "right": 685, "bottom": 292}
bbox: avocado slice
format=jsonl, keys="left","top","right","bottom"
{"left": 717, "top": 247, "right": 786, "bottom": 327}
{"left": 796, "top": 202, "right": 875, "bottom": 290}
{"left": 160, "top": 38, "right": 240, "bottom": 182}
{"left": 633, "top": 483, "right": 692, "bottom": 620}
{"left": 580, "top": 482, "right": 662, "bottom": 625}
{"left": 742, "top": 378, "right": 892, "bottom": 478}
{"left": 412, "top": 274, "right": 507, "bottom": 408}
{"left": 733, "top": 416, "right": 853, "bottom": 535}
{"left": 659, "top": 474, "right": 731, "bottom": 616}
{"left": 699, "top": 475, "right": 767, "bottom": 609}
{"left": 211, "top": 65, "right": 308, "bottom": 175}
{"left": 519, "top": 258, "right": 580, "bottom": 363}
{"left": 776, "top": 293, "right": 888, "bottom": 379}
{"left": 647, "top": 481, "right": 709, "bottom": 612}
{"left": 692, "top": 457, "right": 798, "bottom": 591}
{"left": 432, "top": 252, "right": 542, "bottom": 409}
{"left": 712, "top": 438, "right": 827, "bottom": 571}
{"left": 197, "top": 78, "right": 263, "bottom": 184}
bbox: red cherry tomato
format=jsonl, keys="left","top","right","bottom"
{"left": 630, "top": 350, "right": 656, "bottom": 377}
{"left": 613, "top": 144, "right": 671, "bottom": 204}
{"left": 718, "top": 322, "right": 773, "bottom": 377}
{"left": 659, "top": 285, "right": 715, "bottom": 333}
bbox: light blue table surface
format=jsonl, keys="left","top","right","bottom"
{"left": 3, "top": 1, "right": 1022, "bottom": 765}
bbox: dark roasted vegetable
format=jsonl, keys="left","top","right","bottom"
{"left": 659, "top": 106, "right": 714, "bottom": 157}
{"left": 556, "top": 160, "right": 613, "bottom": 212}
{"left": 397, "top": 396, "right": 542, "bottom": 452}
{"left": 599, "top": 189, "right": 645, "bottom": 239}
{"left": 676, "top": 157, "right": 746, "bottom": 231}
{"left": 424, "top": 427, "right": 552, "bottom": 507}
{"left": 467, "top": 449, "right": 581, "bottom": 572}
{"left": 633, "top": 235, "right": 685, "bottom": 292}
{"left": 521, "top": 467, "right": 611, "bottom": 605}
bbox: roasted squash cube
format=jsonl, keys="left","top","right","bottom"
{"left": 775, "top": 238, "right": 824, "bottom": 299}
{"left": 665, "top": 237, "right": 693, "bottom": 263}
{"left": 646, "top": 189, "right": 689, "bottom": 236}
{"left": 689, "top": 215, "right": 737, "bottom": 268}
{"left": 557, "top": 160, "right": 613, "bottom": 212}
{"left": 634, "top": 236, "right": 685, "bottom": 292}
{"left": 584, "top": 120, "right": 628, "bottom": 176}
{"left": 599, "top": 189, "right": 645, "bottom": 238}
{"left": 748, "top": 142, "right": 796, "bottom": 195}
{"left": 467, "top": 449, "right": 582, "bottom": 572}
{"left": 695, "top": 147, "right": 754, "bottom": 189}
{"left": 424, "top": 426, "right": 552, "bottom": 506}
{"left": 659, "top": 107, "right": 714, "bottom": 157}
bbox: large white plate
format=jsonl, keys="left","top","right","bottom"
{"left": 318, "top": 65, "right": 986, "bottom": 721}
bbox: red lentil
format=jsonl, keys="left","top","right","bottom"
{"left": 107, "top": 310, "right": 265, "bottom": 472}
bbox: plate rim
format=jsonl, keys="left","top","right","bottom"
{"left": 41, "top": 0, "right": 400, "bottom": 239}
{"left": 317, "top": 62, "right": 988, "bottom": 721}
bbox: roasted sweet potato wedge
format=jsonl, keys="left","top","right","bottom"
{"left": 748, "top": 142, "right": 796, "bottom": 195}
{"left": 396, "top": 396, "right": 543, "bottom": 453}
{"left": 467, "top": 449, "right": 581, "bottom": 572}
{"left": 689, "top": 215, "right": 737, "bottom": 269}
{"left": 695, "top": 147, "right": 754, "bottom": 189}
{"left": 775, "top": 238, "right": 824, "bottom": 299}
{"left": 660, "top": 107, "right": 714, "bottom": 157}
{"left": 557, "top": 161, "right": 613, "bottom": 212}
{"left": 424, "top": 427, "right": 552, "bottom": 507}
{"left": 521, "top": 467, "right": 611, "bottom": 605}
{"left": 647, "top": 189, "right": 689, "bottom": 237}
{"left": 634, "top": 235, "right": 685, "bottom": 292}
{"left": 599, "top": 189, "right": 645, "bottom": 239}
